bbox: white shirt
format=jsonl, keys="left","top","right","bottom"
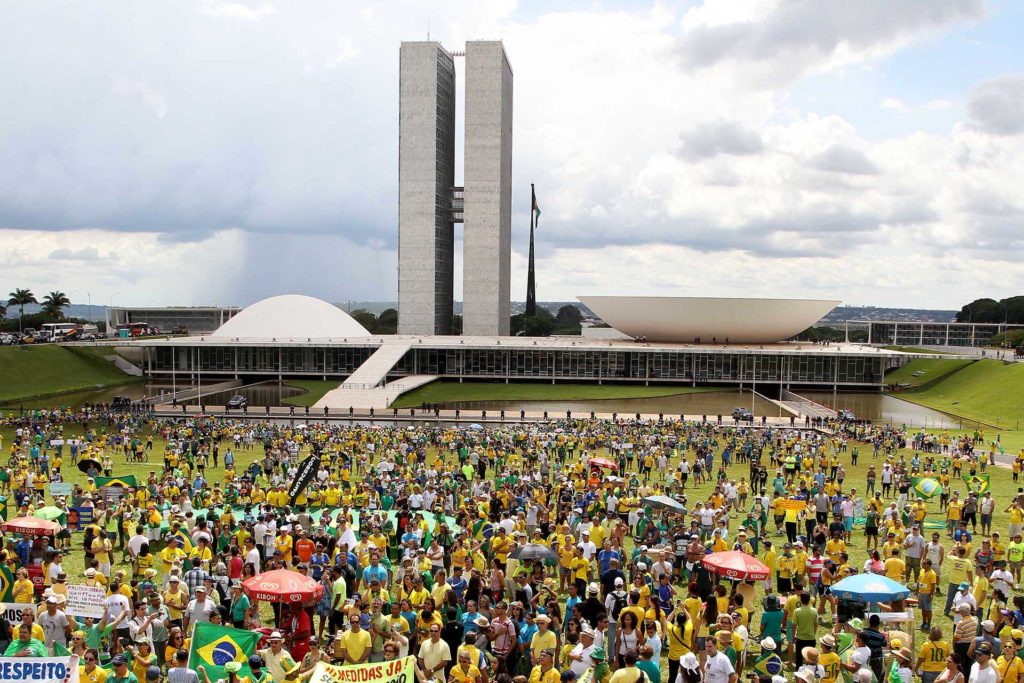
{"left": 246, "top": 547, "right": 262, "bottom": 572}
{"left": 969, "top": 662, "right": 998, "bottom": 683}
{"left": 704, "top": 651, "right": 735, "bottom": 683}
{"left": 991, "top": 569, "right": 1013, "bottom": 596}
{"left": 105, "top": 593, "right": 132, "bottom": 622}
{"left": 570, "top": 643, "right": 596, "bottom": 678}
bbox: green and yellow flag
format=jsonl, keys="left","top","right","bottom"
{"left": 95, "top": 474, "right": 138, "bottom": 488}
{"left": 0, "top": 564, "right": 14, "bottom": 601}
{"left": 911, "top": 477, "right": 943, "bottom": 499}
{"left": 188, "top": 622, "right": 262, "bottom": 682}
{"left": 965, "top": 474, "right": 991, "bottom": 495}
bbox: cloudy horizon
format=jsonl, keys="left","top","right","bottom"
{"left": 1, "top": 0, "right": 1022, "bottom": 309}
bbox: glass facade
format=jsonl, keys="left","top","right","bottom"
{"left": 148, "top": 344, "right": 885, "bottom": 387}
{"left": 864, "top": 321, "right": 1022, "bottom": 347}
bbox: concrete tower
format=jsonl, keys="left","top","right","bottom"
{"left": 462, "top": 41, "right": 513, "bottom": 337}
{"left": 398, "top": 42, "right": 456, "bottom": 335}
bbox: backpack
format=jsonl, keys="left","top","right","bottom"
{"left": 610, "top": 591, "right": 628, "bottom": 620}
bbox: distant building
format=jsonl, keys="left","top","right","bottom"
{"left": 105, "top": 306, "right": 241, "bottom": 335}
{"left": 397, "top": 40, "right": 513, "bottom": 337}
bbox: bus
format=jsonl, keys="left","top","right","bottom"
{"left": 40, "top": 322, "right": 80, "bottom": 341}
{"left": 116, "top": 322, "right": 154, "bottom": 338}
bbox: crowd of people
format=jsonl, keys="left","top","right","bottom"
{"left": 0, "top": 405, "right": 1021, "bottom": 683}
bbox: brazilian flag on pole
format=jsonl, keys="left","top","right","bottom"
{"left": 0, "top": 564, "right": 14, "bottom": 601}
{"left": 911, "top": 477, "right": 943, "bottom": 499}
{"left": 95, "top": 474, "right": 138, "bottom": 488}
{"left": 188, "top": 622, "right": 262, "bottom": 681}
{"left": 965, "top": 474, "right": 991, "bottom": 495}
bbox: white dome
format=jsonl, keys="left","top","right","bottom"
{"left": 210, "top": 295, "right": 371, "bottom": 339}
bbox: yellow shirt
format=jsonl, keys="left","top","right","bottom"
{"left": 820, "top": 651, "right": 842, "bottom": 683}
{"left": 918, "top": 568, "right": 938, "bottom": 595}
{"left": 80, "top": 667, "right": 109, "bottom": 683}
{"left": 918, "top": 641, "right": 950, "bottom": 673}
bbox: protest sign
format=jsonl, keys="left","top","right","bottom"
{"left": 308, "top": 658, "right": 415, "bottom": 683}
{"left": 49, "top": 483, "right": 73, "bottom": 498}
{"left": 0, "top": 602, "right": 35, "bottom": 624}
{"left": 0, "top": 657, "right": 80, "bottom": 683}
{"left": 65, "top": 584, "right": 106, "bottom": 618}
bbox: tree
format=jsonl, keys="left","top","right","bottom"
{"left": 376, "top": 308, "right": 398, "bottom": 334}
{"left": 349, "top": 308, "right": 378, "bottom": 332}
{"left": 554, "top": 304, "right": 583, "bottom": 330}
{"left": 0, "top": 303, "right": 5, "bottom": 321}
{"left": 511, "top": 308, "right": 556, "bottom": 337}
{"left": 41, "top": 290, "right": 71, "bottom": 320}
{"left": 7, "top": 288, "right": 37, "bottom": 333}
{"left": 956, "top": 298, "right": 1004, "bottom": 324}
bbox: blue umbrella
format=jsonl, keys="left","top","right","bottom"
{"left": 468, "top": 423, "right": 484, "bottom": 430}
{"left": 831, "top": 573, "right": 910, "bottom": 602}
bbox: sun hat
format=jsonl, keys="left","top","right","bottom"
{"left": 224, "top": 662, "right": 242, "bottom": 674}
{"left": 589, "top": 647, "right": 606, "bottom": 662}
{"left": 680, "top": 653, "right": 699, "bottom": 671}
{"left": 760, "top": 637, "right": 777, "bottom": 651}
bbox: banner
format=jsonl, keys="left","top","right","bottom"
{"left": 94, "top": 475, "right": 138, "bottom": 488}
{"left": 0, "top": 603, "right": 35, "bottom": 624}
{"left": 965, "top": 474, "right": 990, "bottom": 494}
{"left": 288, "top": 452, "right": 322, "bottom": 506}
{"left": 49, "top": 483, "right": 73, "bottom": 498}
{"left": 308, "top": 657, "right": 415, "bottom": 683}
{"left": 66, "top": 584, "right": 106, "bottom": 618}
{"left": 779, "top": 499, "right": 808, "bottom": 511}
{"left": 187, "top": 622, "right": 262, "bottom": 682}
{"left": 911, "top": 477, "right": 943, "bottom": 499}
{"left": 0, "top": 657, "right": 80, "bottom": 683}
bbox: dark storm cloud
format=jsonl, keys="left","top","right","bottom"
{"left": 677, "top": 120, "right": 764, "bottom": 160}
{"left": 808, "top": 144, "right": 880, "bottom": 175}
{"left": 967, "top": 74, "right": 1024, "bottom": 135}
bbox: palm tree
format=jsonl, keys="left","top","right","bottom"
{"left": 0, "top": 303, "right": 6, "bottom": 321}
{"left": 42, "top": 290, "right": 72, "bottom": 320}
{"left": 7, "top": 288, "right": 37, "bottom": 334}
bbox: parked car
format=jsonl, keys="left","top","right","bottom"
{"left": 732, "top": 407, "right": 754, "bottom": 421}
{"left": 226, "top": 395, "right": 247, "bottom": 409}
{"left": 838, "top": 409, "right": 856, "bottom": 421}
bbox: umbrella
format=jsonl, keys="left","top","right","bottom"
{"left": 588, "top": 457, "right": 618, "bottom": 470}
{"left": 508, "top": 543, "right": 557, "bottom": 561}
{"left": 78, "top": 458, "right": 102, "bottom": 475}
{"left": 33, "top": 507, "right": 64, "bottom": 521}
{"left": 242, "top": 569, "right": 324, "bottom": 604}
{"left": 641, "top": 495, "right": 686, "bottom": 513}
{"left": 702, "top": 551, "right": 770, "bottom": 581}
{"left": 469, "top": 423, "right": 484, "bottom": 430}
{"left": 830, "top": 573, "right": 911, "bottom": 602}
{"left": 1, "top": 516, "right": 62, "bottom": 536}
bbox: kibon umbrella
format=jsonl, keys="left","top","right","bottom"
{"left": 830, "top": 573, "right": 910, "bottom": 602}
{"left": 508, "top": 543, "right": 557, "bottom": 561}
{"left": 702, "top": 551, "right": 770, "bottom": 581}
{"left": 641, "top": 495, "right": 687, "bottom": 513}
{"left": 242, "top": 569, "right": 324, "bottom": 604}
{"left": 588, "top": 457, "right": 618, "bottom": 470}
{"left": 1, "top": 516, "right": 62, "bottom": 536}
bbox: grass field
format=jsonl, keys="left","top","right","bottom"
{"left": 0, "top": 345, "right": 142, "bottom": 403}
{"left": 884, "top": 358, "right": 975, "bottom": 388}
{"left": 281, "top": 380, "right": 341, "bottom": 407}
{"left": 896, "top": 359, "right": 1024, "bottom": 429}
{"left": 883, "top": 346, "right": 956, "bottom": 355}
{"left": 391, "top": 381, "right": 719, "bottom": 408}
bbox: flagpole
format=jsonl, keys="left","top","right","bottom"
{"left": 526, "top": 183, "right": 537, "bottom": 316}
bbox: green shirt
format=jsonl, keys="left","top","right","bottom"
{"left": 3, "top": 638, "right": 47, "bottom": 657}
{"left": 793, "top": 605, "right": 818, "bottom": 641}
{"left": 86, "top": 623, "right": 115, "bottom": 650}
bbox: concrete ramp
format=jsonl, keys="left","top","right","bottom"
{"left": 314, "top": 374, "right": 437, "bottom": 411}
{"left": 342, "top": 343, "right": 411, "bottom": 387}
{"left": 781, "top": 389, "right": 837, "bottom": 419}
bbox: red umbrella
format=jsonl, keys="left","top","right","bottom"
{"left": 588, "top": 457, "right": 618, "bottom": 470}
{"left": 702, "top": 551, "right": 770, "bottom": 581}
{"left": 1, "top": 516, "right": 62, "bottom": 536}
{"left": 242, "top": 569, "right": 324, "bottom": 604}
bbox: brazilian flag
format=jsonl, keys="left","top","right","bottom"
{"left": 752, "top": 653, "right": 784, "bottom": 677}
{"left": 0, "top": 564, "right": 14, "bottom": 601}
{"left": 95, "top": 474, "right": 138, "bottom": 488}
{"left": 965, "top": 474, "right": 991, "bottom": 495}
{"left": 911, "top": 477, "right": 943, "bottom": 499}
{"left": 188, "top": 622, "right": 262, "bottom": 681}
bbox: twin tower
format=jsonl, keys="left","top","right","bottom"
{"left": 397, "top": 41, "right": 513, "bottom": 337}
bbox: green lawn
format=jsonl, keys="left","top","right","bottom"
{"left": 0, "top": 345, "right": 142, "bottom": 403}
{"left": 882, "top": 346, "right": 956, "bottom": 354}
{"left": 896, "top": 359, "right": 1024, "bottom": 429}
{"left": 281, "top": 380, "right": 341, "bottom": 407}
{"left": 884, "top": 358, "right": 975, "bottom": 388}
{"left": 391, "top": 381, "right": 718, "bottom": 408}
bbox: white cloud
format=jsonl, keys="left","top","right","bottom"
{"left": 967, "top": 74, "right": 1024, "bottom": 135}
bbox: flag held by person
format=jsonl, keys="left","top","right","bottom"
{"left": 189, "top": 622, "right": 261, "bottom": 681}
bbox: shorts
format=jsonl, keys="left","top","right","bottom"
{"left": 844, "top": 518, "right": 854, "bottom": 532}
{"left": 865, "top": 526, "right": 878, "bottom": 537}
{"left": 981, "top": 514, "right": 992, "bottom": 526}
{"left": 917, "top": 593, "right": 933, "bottom": 610}
{"left": 774, "top": 515, "right": 784, "bottom": 526}
{"left": 560, "top": 567, "right": 571, "bottom": 577}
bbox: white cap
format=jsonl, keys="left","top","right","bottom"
{"left": 637, "top": 562, "right": 647, "bottom": 571}
{"left": 614, "top": 577, "right": 624, "bottom": 586}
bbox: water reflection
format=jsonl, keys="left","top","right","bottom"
{"left": 443, "top": 391, "right": 781, "bottom": 418}
{"left": 801, "top": 391, "right": 968, "bottom": 428}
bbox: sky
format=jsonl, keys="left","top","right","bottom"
{"left": 1, "top": 0, "right": 1022, "bottom": 310}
